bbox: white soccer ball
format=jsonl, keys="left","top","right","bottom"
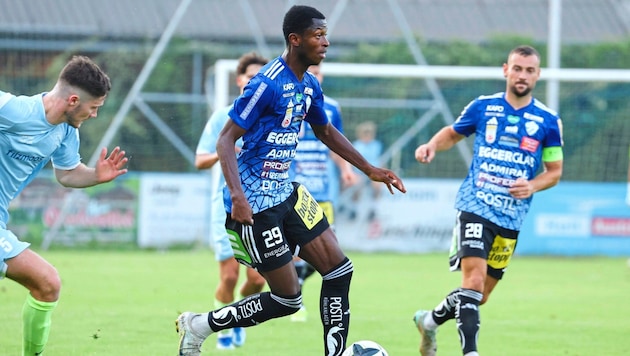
{"left": 341, "top": 340, "right": 389, "bottom": 356}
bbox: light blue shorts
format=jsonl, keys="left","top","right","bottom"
{"left": 210, "top": 212, "right": 234, "bottom": 262}
{"left": 0, "top": 228, "right": 31, "bottom": 279}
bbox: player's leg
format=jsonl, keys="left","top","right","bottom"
{"left": 212, "top": 229, "right": 240, "bottom": 350}
{"left": 298, "top": 229, "right": 352, "bottom": 356}
{"left": 232, "top": 266, "right": 266, "bottom": 347}
{"left": 176, "top": 203, "right": 302, "bottom": 356}
{"left": 456, "top": 256, "right": 485, "bottom": 356}
{"left": 3, "top": 230, "right": 61, "bottom": 356}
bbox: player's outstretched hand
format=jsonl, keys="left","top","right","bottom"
{"left": 368, "top": 168, "right": 406, "bottom": 194}
{"left": 95, "top": 147, "right": 128, "bottom": 183}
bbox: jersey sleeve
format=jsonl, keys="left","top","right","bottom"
{"left": 228, "top": 76, "right": 274, "bottom": 130}
{"left": 452, "top": 98, "right": 482, "bottom": 137}
{"left": 50, "top": 126, "right": 82, "bottom": 170}
{"left": 544, "top": 117, "right": 563, "bottom": 148}
{"left": 196, "top": 107, "right": 229, "bottom": 155}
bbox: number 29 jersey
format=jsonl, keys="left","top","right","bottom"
{"left": 226, "top": 57, "right": 328, "bottom": 214}
{"left": 453, "top": 92, "right": 563, "bottom": 230}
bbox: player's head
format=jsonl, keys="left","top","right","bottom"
{"left": 503, "top": 45, "right": 541, "bottom": 98}
{"left": 282, "top": 5, "right": 328, "bottom": 66}
{"left": 235, "top": 51, "right": 268, "bottom": 92}
{"left": 59, "top": 55, "right": 111, "bottom": 98}
{"left": 56, "top": 55, "right": 111, "bottom": 128}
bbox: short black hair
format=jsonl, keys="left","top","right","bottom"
{"left": 509, "top": 45, "right": 540, "bottom": 60}
{"left": 236, "top": 51, "right": 269, "bottom": 75}
{"left": 282, "top": 5, "right": 325, "bottom": 45}
{"left": 59, "top": 55, "right": 111, "bottom": 98}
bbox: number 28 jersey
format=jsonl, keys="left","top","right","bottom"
{"left": 453, "top": 92, "right": 563, "bottom": 230}
{"left": 226, "top": 57, "right": 327, "bottom": 214}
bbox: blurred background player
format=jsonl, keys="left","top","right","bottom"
{"left": 289, "top": 63, "right": 359, "bottom": 322}
{"left": 194, "top": 51, "right": 268, "bottom": 349}
{"left": 348, "top": 121, "right": 383, "bottom": 222}
{"left": 412, "top": 45, "right": 563, "bottom": 356}
{"left": 0, "top": 55, "right": 128, "bottom": 356}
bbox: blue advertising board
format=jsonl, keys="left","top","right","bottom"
{"left": 519, "top": 182, "right": 630, "bottom": 256}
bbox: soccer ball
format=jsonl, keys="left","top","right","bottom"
{"left": 341, "top": 340, "right": 389, "bottom": 356}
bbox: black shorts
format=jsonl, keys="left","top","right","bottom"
{"left": 225, "top": 182, "right": 330, "bottom": 272}
{"left": 448, "top": 211, "right": 519, "bottom": 280}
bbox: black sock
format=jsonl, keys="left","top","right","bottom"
{"left": 455, "top": 288, "right": 482, "bottom": 354}
{"left": 207, "top": 291, "right": 301, "bottom": 331}
{"left": 320, "top": 258, "right": 353, "bottom": 356}
{"left": 432, "top": 288, "right": 461, "bottom": 325}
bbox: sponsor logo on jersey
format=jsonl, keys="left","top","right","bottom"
{"left": 524, "top": 112, "right": 544, "bottom": 123}
{"left": 240, "top": 82, "right": 267, "bottom": 120}
{"left": 266, "top": 132, "right": 299, "bottom": 145}
{"left": 478, "top": 146, "right": 535, "bottom": 167}
{"left": 283, "top": 83, "right": 295, "bottom": 91}
{"left": 525, "top": 121, "right": 539, "bottom": 135}
{"left": 485, "top": 105, "right": 504, "bottom": 112}
{"left": 507, "top": 115, "right": 520, "bottom": 124}
{"left": 520, "top": 137, "right": 540, "bottom": 152}
{"left": 485, "top": 117, "right": 498, "bottom": 144}
{"left": 504, "top": 125, "right": 519, "bottom": 134}
{"left": 498, "top": 135, "right": 520, "bottom": 148}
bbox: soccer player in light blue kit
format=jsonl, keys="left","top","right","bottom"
{"left": 413, "top": 45, "right": 563, "bottom": 356}
{"left": 194, "top": 51, "right": 267, "bottom": 350}
{"left": 0, "top": 55, "right": 129, "bottom": 355}
{"left": 289, "top": 63, "right": 358, "bottom": 322}
{"left": 176, "top": 5, "right": 405, "bottom": 356}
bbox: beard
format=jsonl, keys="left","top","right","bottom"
{"left": 510, "top": 84, "right": 532, "bottom": 98}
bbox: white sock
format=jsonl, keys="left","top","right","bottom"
{"left": 423, "top": 312, "right": 438, "bottom": 330}
{"left": 464, "top": 352, "right": 479, "bottom": 356}
{"left": 191, "top": 313, "right": 213, "bottom": 337}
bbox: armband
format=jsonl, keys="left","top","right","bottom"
{"left": 542, "top": 146, "right": 563, "bottom": 162}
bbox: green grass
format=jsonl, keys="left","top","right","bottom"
{"left": 1, "top": 250, "right": 629, "bottom": 355}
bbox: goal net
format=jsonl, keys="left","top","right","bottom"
{"left": 212, "top": 60, "right": 630, "bottom": 183}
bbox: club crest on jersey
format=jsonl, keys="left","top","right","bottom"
{"left": 525, "top": 121, "right": 539, "bottom": 136}
{"left": 282, "top": 102, "right": 294, "bottom": 127}
{"left": 485, "top": 117, "right": 498, "bottom": 143}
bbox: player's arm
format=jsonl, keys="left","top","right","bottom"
{"left": 312, "top": 122, "right": 405, "bottom": 194}
{"left": 55, "top": 147, "right": 128, "bottom": 188}
{"left": 415, "top": 126, "right": 465, "bottom": 164}
{"left": 216, "top": 119, "right": 252, "bottom": 225}
{"left": 195, "top": 153, "right": 219, "bottom": 170}
{"left": 509, "top": 152, "right": 563, "bottom": 200}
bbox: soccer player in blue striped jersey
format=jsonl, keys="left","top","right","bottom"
{"left": 176, "top": 5, "right": 406, "bottom": 356}
{"left": 413, "top": 45, "right": 563, "bottom": 356}
{"left": 0, "top": 55, "right": 129, "bottom": 356}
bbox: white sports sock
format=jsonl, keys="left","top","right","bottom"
{"left": 423, "top": 312, "right": 438, "bottom": 330}
{"left": 192, "top": 313, "right": 213, "bottom": 337}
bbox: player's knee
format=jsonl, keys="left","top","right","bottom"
{"left": 34, "top": 266, "right": 61, "bottom": 302}
{"left": 322, "top": 257, "right": 353, "bottom": 287}
{"left": 270, "top": 291, "right": 302, "bottom": 317}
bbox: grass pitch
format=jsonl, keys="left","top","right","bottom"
{"left": 0, "top": 250, "right": 629, "bottom": 355}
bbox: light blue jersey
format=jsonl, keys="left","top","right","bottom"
{"left": 0, "top": 91, "right": 81, "bottom": 228}
{"left": 453, "top": 92, "right": 563, "bottom": 230}
{"left": 226, "top": 57, "right": 327, "bottom": 214}
{"left": 196, "top": 105, "right": 243, "bottom": 260}
{"left": 290, "top": 95, "right": 344, "bottom": 203}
